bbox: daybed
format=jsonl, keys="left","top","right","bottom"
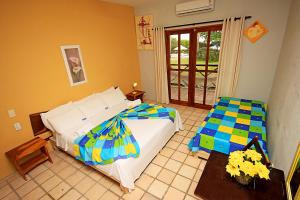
{"left": 189, "top": 97, "right": 267, "bottom": 156}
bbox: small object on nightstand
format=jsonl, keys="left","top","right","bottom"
{"left": 132, "top": 82, "right": 138, "bottom": 94}
{"left": 126, "top": 90, "right": 145, "bottom": 102}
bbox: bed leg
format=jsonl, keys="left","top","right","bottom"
{"left": 120, "top": 184, "right": 129, "bottom": 194}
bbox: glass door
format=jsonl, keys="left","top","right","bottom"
{"left": 166, "top": 25, "right": 222, "bottom": 109}
{"left": 166, "top": 30, "right": 192, "bottom": 105}
{"left": 194, "top": 27, "right": 222, "bottom": 107}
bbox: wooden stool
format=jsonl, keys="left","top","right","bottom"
{"left": 5, "top": 137, "right": 53, "bottom": 180}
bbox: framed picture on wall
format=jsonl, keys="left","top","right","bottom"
{"left": 135, "top": 15, "right": 153, "bottom": 50}
{"left": 244, "top": 20, "right": 268, "bottom": 43}
{"left": 60, "top": 45, "right": 87, "bottom": 86}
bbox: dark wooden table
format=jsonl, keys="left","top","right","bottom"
{"left": 195, "top": 151, "right": 287, "bottom": 200}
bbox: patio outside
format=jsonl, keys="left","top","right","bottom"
{"left": 170, "top": 65, "right": 218, "bottom": 106}
{"left": 169, "top": 31, "right": 221, "bottom": 106}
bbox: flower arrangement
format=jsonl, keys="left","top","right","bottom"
{"left": 226, "top": 149, "right": 270, "bottom": 182}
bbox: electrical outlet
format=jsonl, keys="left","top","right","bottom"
{"left": 14, "top": 122, "right": 22, "bottom": 131}
{"left": 8, "top": 109, "right": 16, "bottom": 118}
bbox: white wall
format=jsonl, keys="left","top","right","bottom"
{"left": 267, "top": 0, "right": 300, "bottom": 175}
{"left": 135, "top": 0, "right": 291, "bottom": 102}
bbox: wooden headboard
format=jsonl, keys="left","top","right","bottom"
{"left": 29, "top": 111, "right": 49, "bottom": 136}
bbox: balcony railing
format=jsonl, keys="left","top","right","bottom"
{"left": 170, "top": 63, "right": 218, "bottom": 72}
{"left": 170, "top": 64, "right": 218, "bottom": 88}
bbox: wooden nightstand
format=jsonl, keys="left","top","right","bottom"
{"left": 5, "top": 137, "right": 53, "bottom": 180}
{"left": 126, "top": 90, "right": 145, "bottom": 102}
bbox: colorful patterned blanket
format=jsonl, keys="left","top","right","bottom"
{"left": 188, "top": 97, "right": 267, "bottom": 155}
{"left": 74, "top": 103, "right": 176, "bottom": 165}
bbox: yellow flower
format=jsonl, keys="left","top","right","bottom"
{"left": 239, "top": 161, "right": 257, "bottom": 177}
{"left": 226, "top": 150, "right": 270, "bottom": 180}
{"left": 229, "top": 150, "right": 244, "bottom": 160}
{"left": 244, "top": 149, "right": 262, "bottom": 162}
{"left": 228, "top": 156, "right": 244, "bottom": 167}
{"left": 255, "top": 162, "right": 270, "bottom": 180}
{"left": 226, "top": 164, "right": 240, "bottom": 177}
{"left": 228, "top": 151, "right": 244, "bottom": 167}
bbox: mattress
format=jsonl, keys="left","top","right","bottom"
{"left": 189, "top": 97, "right": 267, "bottom": 155}
{"left": 55, "top": 103, "right": 182, "bottom": 189}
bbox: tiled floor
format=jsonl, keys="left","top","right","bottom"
{"left": 0, "top": 104, "right": 209, "bottom": 200}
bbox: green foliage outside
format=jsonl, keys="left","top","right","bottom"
{"left": 170, "top": 31, "right": 221, "bottom": 65}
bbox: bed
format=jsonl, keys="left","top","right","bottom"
{"left": 188, "top": 97, "right": 267, "bottom": 156}
{"left": 36, "top": 87, "right": 182, "bottom": 191}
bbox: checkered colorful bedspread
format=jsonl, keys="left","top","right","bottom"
{"left": 188, "top": 97, "right": 267, "bottom": 155}
{"left": 74, "top": 103, "right": 176, "bottom": 165}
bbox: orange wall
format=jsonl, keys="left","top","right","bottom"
{"left": 0, "top": 0, "right": 140, "bottom": 179}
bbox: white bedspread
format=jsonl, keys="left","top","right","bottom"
{"left": 55, "top": 104, "right": 182, "bottom": 189}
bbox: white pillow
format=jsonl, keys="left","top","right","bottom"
{"left": 115, "top": 87, "right": 127, "bottom": 100}
{"left": 47, "top": 108, "right": 87, "bottom": 134}
{"left": 101, "top": 86, "right": 115, "bottom": 95}
{"left": 41, "top": 102, "right": 73, "bottom": 132}
{"left": 74, "top": 121, "right": 94, "bottom": 137}
{"left": 100, "top": 87, "right": 127, "bottom": 108}
{"left": 73, "top": 94, "right": 95, "bottom": 105}
{"left": 74, "top": 94, "right": 108, "bottom": 118}
{"left": 127, "top": 99, "right": 142, "bottom": 108}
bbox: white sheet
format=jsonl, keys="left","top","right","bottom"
{"left": 55, "top": 104, "right": 182, "bottom": 189}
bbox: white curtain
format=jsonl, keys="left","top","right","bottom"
{"left": 215, "top": 17, "right": 245, "bottom": 100}
{"left": 154, "top": 27, "right": 169, "bottom": 104}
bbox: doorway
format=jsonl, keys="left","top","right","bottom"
{"left": 165, "top": 24, "right": 222, "bottom": 109}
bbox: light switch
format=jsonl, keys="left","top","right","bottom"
{"left": 14, "top": 122, "right": 22, "bottom": 131}
{"left": 8, "top": 109, "right": 16, "bottom": 118}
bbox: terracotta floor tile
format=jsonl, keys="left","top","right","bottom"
{"left": 171, "top": 151, "right": 187, "bottom": 163}
{"left": 123, "top": 187, "right": 144, "bottom": 200}
{"left": 41, "top": 176, "right": 62, "bottom": 192}
{"left": 157, "top": 169, "right": 176, "bottom": 185}
{"left": 23, "top": 187, "right": 45, "bottom": 200}
{"left": 16, "top": 180, "right": 37, "bottom": 197}
{"left": 144, "top": 164, "right": 162, "bottom": 178}
{"left": 74, "top": 176, "right": 95, "bottom": 194}
{"left": 171, "top": 175, "right": 191, "bottom": 193}
{"left": 148, "top": 180, "right": 168, "bottom": 199}
{"left": 152, "top": 155, "right": 169, "bottom": 167}
{"left": 164, "top": 159, "right": 182, "bottom": 173}
{"left": 178, "top": 165, "right": 197, "bottom": 179}
{"left": 163, "top": 187, "right": 185, "bottom": 200}
{"left": 84, "top": 183, "right": 107, "bottom": 200}
{"left": 100, "top": 190, "right": 119, "bottom": 200}
{"left": 49, "top": 182, "right": 70, "bottom": 199}
{"left": 160, "top": 147, "right": 175, "bottom": 158}
{"left": 136, "top": 174, "right": 154, "bottom": 190}
{"left": 60, "top": 189, "right": 82, "bottom": 200}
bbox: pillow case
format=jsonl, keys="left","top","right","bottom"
{"left": 127, "top": 99, "right": 142, "bottom": 108}
{"left": 47, "top": 108, "right": 87, "bottom": 134}
{"left": 74, "top": 94, "right": 108, "bottom": 118}
{"left": 99, "top": 87, "right": 127, "bottom": 108}
{"left": 40, "top": 102, "right": 73, "bottom": 132}
{"left": 101, "top": 86, "right": 115, "bottom": 96}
